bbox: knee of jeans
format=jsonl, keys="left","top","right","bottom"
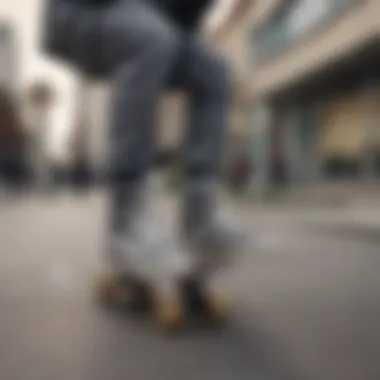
{"left": 149, "top": 24, "right": 179, "bottom": 59}
{"left": 210, "top": 56, "right": 230, "bottom": 94}
{"left": 196, "top": 55, "right": 230, "bottom": 97}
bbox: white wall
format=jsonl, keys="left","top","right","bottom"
{"left": 0, "top": 0, "right": 94, "bottom": 163}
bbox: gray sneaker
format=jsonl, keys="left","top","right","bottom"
{"left": 110, "top": 208, "right": 193, "bottom": 280}
{"left": 184, "top": 212, "right": 247, "bottom": 257}
{"left": 181, "top": 181, "right": 248, "bottom": 269}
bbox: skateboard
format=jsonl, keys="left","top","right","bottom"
{"left": 93, "top": 244, "right": 230, "bottom": 333}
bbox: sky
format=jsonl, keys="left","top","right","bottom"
{"left": 0, "top": 0, "right": 234, "bottom": 161}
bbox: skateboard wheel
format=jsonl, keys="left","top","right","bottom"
{"left": 94, "top": 273, "right": 131, "bottom": 308}
{"left": 205, "top": 293, "right": 229, "bottom": 324}
{"left": 131, "top": 281, "right": 152, "bottom": 312}
{"left": 182, "top": 279, "right": 229, "bottom": 324}
{"left": 155, "top": 297, "right": 183, "bottom": 332}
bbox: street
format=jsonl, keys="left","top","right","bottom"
{"left": 1, "top": 190, "right": 380, "bottom": 380}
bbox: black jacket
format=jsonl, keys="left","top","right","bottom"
{"left": 61, "top": 0, "right": 118, "bottom": 5}
{"left": 62, "top": 0, "right": 213, "bottom": 28}
{"left": 153, "top": 0, "right": 213, "bottom": 29}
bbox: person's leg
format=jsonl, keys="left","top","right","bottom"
{"left": 179, "top": 37, "right": 244, "bottom": 256}
{"left": 100, "top": 1, "right": 181, "bottom": 258}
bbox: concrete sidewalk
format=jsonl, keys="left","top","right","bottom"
{"left": 225, "top": 193, "right": 380, "bottom": 243}
{"left": 296, "top": 207, "right": 380, "bottom": 242}
{"left": 2, "top": 189, "right": 380, "bottom": 380}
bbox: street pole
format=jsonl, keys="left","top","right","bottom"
{"left": 249, "top": 101, "right": 272, "bottom": 197}
{"left": 362, "top": 81, "right": 378, "bottom": 182}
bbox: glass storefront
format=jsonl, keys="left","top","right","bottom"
{"left": 251, "top": 0, "right": 359, "bottom": 64}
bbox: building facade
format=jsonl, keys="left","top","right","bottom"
{"left": 0, "top": 21, "right": 17, "bottom": 93}
{"left": 248, "top": 0, "right": 380, "bottom": 192}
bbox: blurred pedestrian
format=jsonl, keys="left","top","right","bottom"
{"left": 0, "top": 89, "right": 28, "bottom": 193}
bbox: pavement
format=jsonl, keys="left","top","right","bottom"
{"left": 1, "top": 189, "right": 380, "bottom": 380}
{"left": 296, "top": 207, "right": 380, "bottom": 241}
{"left": 228, "top": 191, "right": 380, "bottom": 243}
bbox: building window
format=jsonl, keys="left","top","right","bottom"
{"left": 288, "top": 0, "right": 331, "bottom": 38}
{"left": 251, "top": 1, "right": 294, "bottom": 63}
{"left": 252, "top": 0, "right": 359, "bottom": 64}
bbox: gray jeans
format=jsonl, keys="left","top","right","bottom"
{"left": 45, "top": 0, "right": 230, "bottom": 232}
